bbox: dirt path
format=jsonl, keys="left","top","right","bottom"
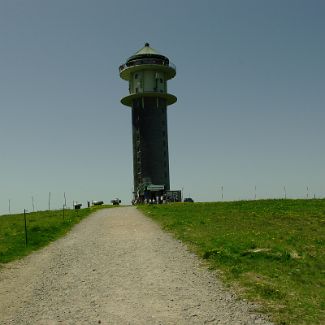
{"left": 0, "top": 207, "right": 273, "bottom": 324}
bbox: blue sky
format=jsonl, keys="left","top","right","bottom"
{"left": 0, "top": 0, "right": 324, "bottom": 214}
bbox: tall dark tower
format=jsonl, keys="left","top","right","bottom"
{"left": 119, "top": 43, "right": 177, "bottom": 201}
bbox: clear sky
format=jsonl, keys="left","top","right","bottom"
{"left": 0, "top": 0, "right": 324, "bottom": 214}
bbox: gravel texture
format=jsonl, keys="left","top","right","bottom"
{"left": 0, "top": 207, "right": 274, "bottom": 325}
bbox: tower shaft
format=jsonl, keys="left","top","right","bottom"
{"left": 132, "top": 97, "right": 170, "bottom": 194}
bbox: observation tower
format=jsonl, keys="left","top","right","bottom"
{"left": 119, "top": 43, "right": 177, "bottom": 202}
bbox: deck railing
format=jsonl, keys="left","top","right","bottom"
{"left": 119, "top": 58, "right": 176, "bottom": 73}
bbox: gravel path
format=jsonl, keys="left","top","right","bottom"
{"left": 0, "top": 207, "right": 274, "bottom": 325}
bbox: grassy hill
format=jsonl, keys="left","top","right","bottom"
{"left": 139, "top": 199, "right": 325, "bottom": 325}
{"left": 0, "top": 205, "right": 111, "bottom": 264}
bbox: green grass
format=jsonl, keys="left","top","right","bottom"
{"left": 139, "top": 199, "right": 325, "bottom": 325}
{"left": 0, "top": 205, "right": 112, "bottom": 265}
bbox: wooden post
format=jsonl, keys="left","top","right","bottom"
{"left": 48, "top": 192, "right": 51, "bottom": 210}
{"left": 24, "top": 209, "right": 28, "bottom": 247}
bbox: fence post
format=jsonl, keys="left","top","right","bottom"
{"left": 24, "top": 209, "right": 28, "bottom": 247}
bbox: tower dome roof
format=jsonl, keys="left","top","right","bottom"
{"left": 126, "top": 43, "right": 168, "bottom": 63}
{"left": 134, "top": 43, "right": 159, "bottom": 56}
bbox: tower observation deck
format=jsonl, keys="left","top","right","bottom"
{"left": 119, "top": 43, "right": 177, "bottom": 202}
